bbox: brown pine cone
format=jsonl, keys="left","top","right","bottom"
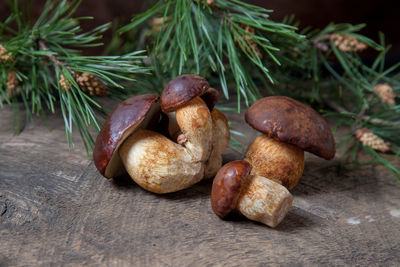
{"left": 374, "top": 84, "right": 395, "bottom": 105}
{"left": 234, "top": 24, "right": 263, "bottom": 59}
{"left": 59, "top": 74, "right": 71, "bottom": 92}
{"left": 149, "top": 17, "right": 170, "bottom": 32}
{"left": 330, "top": 34, "right": 367, "bottom": 52}
{"left": 355, "top": 128, "right": 390, "bottom": 153}
{"left": 206, "top": 0, "right": 214, "bottom": 7}
{"left": 0, "top": 44, "right": 14, "bottom": 63}
{"left": 74, "top": 72, "right": 107, "bottom": 96}
{"left": 193, "top": 0, "right": 214, "bottom": 6}
{"left": 314, "top": 34, "right": 367, "bottom": 52}
{"left": 7, "top": 71, "right": 18, "bottom": 95}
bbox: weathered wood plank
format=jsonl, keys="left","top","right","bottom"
{"left": 0, "top": 105, "right": 399, "bottom": 266}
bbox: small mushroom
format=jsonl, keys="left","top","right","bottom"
{"left": 211, "top": 160, "right": 293, "bottom": 227}
{"left": 94, "top": 75, "right": 230, "bottom": 194}
{"left": 93, "top": 94, "right": 161, "bottom": 178}
{"left": 119, "top": 94, "right": 212, "bottom": 193}
{"left": 160, "top": 74, "right": 230, "bottom": 178}
{"left": 244, "top": 96, "right": 335, "bottom": 189}
{"left": 160, "top": 74, "right": 219, "bottom": 113}
{"left": 210, "top": 96, "right": 335, "bottom": 227}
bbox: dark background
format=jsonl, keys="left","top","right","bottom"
{"left": 1, "top": 0, "right": 399, "bottom": 61}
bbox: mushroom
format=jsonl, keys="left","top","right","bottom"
{"left": 93, "top": 75, "right": 230, "bottom": 194}
{"left": 211, "top": 160, "right": 293, "bottom": 227}
{"left": 160, "top": 74, "right": 230, "bottom": 179}
{"left": 93, "top": 94, "right": 161, "bottom": 178}
{"left": 160, "top": 74, "right": 214, "bottom": 163}
{"left": 210, "top": 96, "right": 335, "bottom": 227}
{"left": 244, "top": 96, "right": 336, "bottom": 189}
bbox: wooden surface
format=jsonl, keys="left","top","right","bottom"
{"left": 1, "top": 105, "right": 400, "bottom": 266}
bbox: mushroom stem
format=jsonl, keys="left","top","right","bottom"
{"left": 175, "top": 97, "right": 213, "bottom": 161}
{"left": 119, "top": 97, "right": 213, "bottom": 194}
{"left": 211, "top": 160, "right": 293, "bottom": 227}
{"left": 204, "top": 109, "right": 230, "bottom": 179}
{"left": 245, "top": 134, "right": 304, "bottom": 189}
{"left": 168, "top": 106, "right": 229, "bottom": 179}
{"left": 236, "top": 174, "right": 293, "bottom": 227}
{"left": 119, "top": 130, "right": 204, "bottom": 193}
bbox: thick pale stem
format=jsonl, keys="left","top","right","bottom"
{"left": 119, "top": 130, "right": 204, "bottom": 194}
{"left": 204, "top": 109, "right": 230, "bottom": 179}
{"left": 236, "top": 175, "right": 293, "bottom": 227}
{"left": 175, "top": 97, "right": 212, "bottom": 162}
{"left": 119, "top": 97, "right": 213, "bottom": 193}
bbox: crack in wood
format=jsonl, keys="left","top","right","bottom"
{"left": 0, "top": 200, "right": 7, "bottom": 217}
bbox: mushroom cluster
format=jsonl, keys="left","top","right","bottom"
{"left": 211, "top": 96, "right": 335, "bottom": 227}
{"left": 93, "top": 74, "right": 230, "bottom": 194}
{"left": 94, "top": 80, "right": 335, "bottom": 228}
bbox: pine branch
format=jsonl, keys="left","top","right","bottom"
{"left": 0, "top": 0, "right": 149, "bottom": 155}
{"left": 324, "top": 98, "right": 400, "bottom": 127}
{"left": 119, "top": 0, "right": 303, "bottom": 107}
{"left": 118, "top": 3, "right": 400, "bottom": 180}
{"left": 2, "top": 0, "right": 398, "bottom": 180}
{"left": 272, "top": 21, "right": 400, "bottom": 179}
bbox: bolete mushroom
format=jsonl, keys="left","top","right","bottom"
{"left": 160, "top": 74, "right": 230, "bottom": 179}
{"left": 244, "top": 96, "right": 336, "bottom": 189}
{"left": 93, "top": 94, "right": 161, "bottom": 178}
{"left": 210, "top": 96, "right": 335, "bottom": 227}
{"left": 93, "top": 75, "right": 229, "bottom": 194}
{"left": 211, "top": 160, "right": 293, "bottom": 227}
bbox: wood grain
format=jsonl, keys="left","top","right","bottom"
{"left": 0, "top": 105, "right": 399, "bottom": 266}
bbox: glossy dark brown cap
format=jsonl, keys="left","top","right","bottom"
{"left": 245, "top": 96, "right": 335, "bottom": 160}
{"left": 201, "top": 87, "right": 219, "bottom": 111}
{"left": 211, "top": 160, "right": 252, "bottom": 218}
{"left": 93, "top": 94, "right": 160, "bottom": 178}
{"left": 161, "top": 74, "right": 218, "bottom": 112}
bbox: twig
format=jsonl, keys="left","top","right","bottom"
{"left": 357, "top": 95, "right": 373, "bottom": 118}
{"left": 364, "top": 117, "right": 400, "bottom": 127}
{"left": 323, "top": 97, "right": 348, "bottom": 113}
{"left": 39, "top": 40, "right": 71, "bottom": 71}
{"left": 323, "top": 98, "right": 400, "bottom": 127}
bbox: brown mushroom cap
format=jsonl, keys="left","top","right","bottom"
{"left": 93, "top": 94, "right": 160, "bottom": 178}
{"left": 160, "top": 74, "right": 219, "bottom": 112}
{"left": 245, "top": 96, "right": 335, "bottom": 160}
{"left": 211, "top": 160, "right": 252, "bottom": 218}
{"left": 201, "top": 87, "right": 220, "bottom": 111}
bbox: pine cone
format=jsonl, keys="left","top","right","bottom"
{"left": 374, "top": 83, "right": 395, "bottom": 105}
{"left": 59, "top": 74, "right": 71, "bottom": 92}
{"left": 355, "top": 128, "right": 390, "bottom": 153}
{"left": 331, "top": 34, "right": 367, "bottom": 52}
{"left": 314, "top": 41, "right": 329, "bottom": 52}
{"left": 206, "top": 0, "right": 214, "bottom": 7}
{"left": 234, "top": 24, "right": 263, "bottom": 59}
{"left": 74, "top": 72, "right": 107, "bottom": 96}
{"left": 193, "top": 0, "right": 214, "bottom": 6}
{"left": 7, "top": 71, "right": 18, "bottom": 95}
{"left": 0, "top": 44, "right": 14, "bottom": 63}
{"left": 314, "top": 34, "right": 367, "bottom": 52}
{"left": 149, "top": 17, "right": 170, "bottom": 32}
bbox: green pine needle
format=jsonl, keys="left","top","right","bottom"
{"left": 0, "top": 0, "right": 149, "bottom": 155}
